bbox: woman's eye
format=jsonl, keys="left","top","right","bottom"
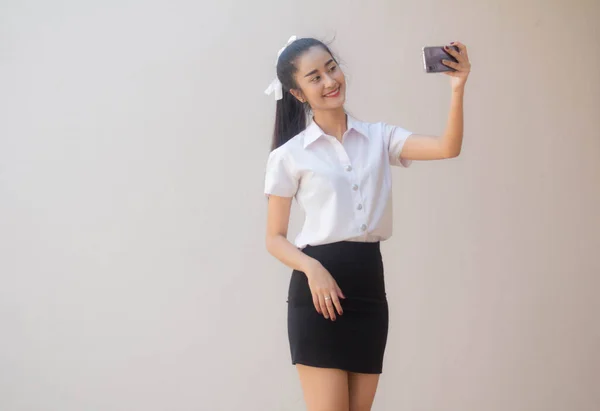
{"left": 311, "top": 76, "right": 321, "bottom": 82}
{"left": 329, "top": 65, "right": 337, "bottom": 72}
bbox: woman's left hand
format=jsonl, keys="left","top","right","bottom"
{"left": 442, "top": 41, "right": 471, "bottom": 91}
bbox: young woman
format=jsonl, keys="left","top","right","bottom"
{"left": 263, "top": 36, "right": 471, "bottom": 411}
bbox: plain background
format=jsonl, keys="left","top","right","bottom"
{"left": 1, "top": 1, "right": 599, "bottom": 410}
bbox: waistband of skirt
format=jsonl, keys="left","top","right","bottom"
{"left": 300, "top": 241, "right": 381, "bottom": 262}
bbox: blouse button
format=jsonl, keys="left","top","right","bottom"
{"left": 352, "top": 184, "right": 359, "bottom": 191}
{"left": 357, "top": 204, "right": 363, "bottom": 210}
{"left": 345, "top": 165, "right": 353, "bottom": 172}
{"left": 360, "top": 224, "right": 367, "bottom": 231}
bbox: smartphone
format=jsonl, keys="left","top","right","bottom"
{"left": 422, "top": 45, "right": 460, "bottom": 73}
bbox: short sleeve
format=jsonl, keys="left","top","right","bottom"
{"left": 383, "top": 122, "right": 414, "bottom": 168}
{"left": 264, "top": 148, "right": 299, "bottom": 198}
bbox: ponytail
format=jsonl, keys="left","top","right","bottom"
{"left": 271, "top": 91, "right": 309, "bottom": 151}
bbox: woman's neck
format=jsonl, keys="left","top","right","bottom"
{"left": 312, "top": 108, "right": 347, "bottom": 142}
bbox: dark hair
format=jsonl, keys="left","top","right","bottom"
{"left": 270, "top": 38, "right": 337, "bottom": 151}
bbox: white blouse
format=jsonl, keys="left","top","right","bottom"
{"left": 264, "top": 114, "right": 413, "bottom": 249}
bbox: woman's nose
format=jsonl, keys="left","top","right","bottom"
{"left": 323, "top": 74, "right": 337, "bottom": 88}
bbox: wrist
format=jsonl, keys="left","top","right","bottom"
{"left": 452, "top": 84, "right": 466, "bottom": 94}
{"left": 300, "top": 257, "right": 322, "bottom": 277}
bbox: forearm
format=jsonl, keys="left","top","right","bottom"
{"left": 266, "top": 234, "right": 319, "bottom": 274}
{"left": 441, "top": 87, "right": 464, "bottom": 157}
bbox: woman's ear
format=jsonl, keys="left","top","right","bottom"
{"left": 289, "top": 88, "right": 306, "bottom": 104}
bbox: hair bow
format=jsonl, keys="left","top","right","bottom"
{"left": 264, "top": 35, "right": 297, "bottom": 100}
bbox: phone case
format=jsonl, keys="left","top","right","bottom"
{"left": 422, "top": 46, "right": 460, "bottom": 73}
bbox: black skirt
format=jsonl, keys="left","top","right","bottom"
{"left": 287, "top": 241, "right": 388, "bottom": 374}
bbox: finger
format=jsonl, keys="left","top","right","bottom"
{"left": 331, "top": 292, "right": 343, "bottom": 316}
{"left": 312, "top": 293, "right": 321, "bottom": 314}
{"left": 336, "top": 285, "right": 345, "bottom": 299}
{"left": 324, "top": 295, "right": 336, "bottom": 321}
{"left": 444, "top": 45, "right": 463, "bottom": 63}
{"left": 444, "top": 44, "right": 459, "bottom": 57}
{"left": 450, "top": 41, "right": 465, "bottom": 51}
{"left": 441, "top": 59, "right": 458, "bottom": 70}
{"left": 318, "top": 295, "right": 329, "bottom": 319}
{"left": 450, "top": 41, "right": 468, "bottom": 59}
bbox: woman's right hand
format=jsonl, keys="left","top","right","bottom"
{"left": 304, "top": 260, "right": 345, "bottom": 321}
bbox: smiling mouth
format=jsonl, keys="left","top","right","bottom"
{"left": 323, "top": 86, "right": 340, "bottom": 97}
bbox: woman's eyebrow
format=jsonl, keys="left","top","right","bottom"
{"left": 304, "top": 59, "right": 335, "bottom": 77}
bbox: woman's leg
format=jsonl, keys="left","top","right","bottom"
{"left": 296, "top": 364, "right": 350, "bottom": 411}
{"left": 348, "top": 372, "right": 380, "bottom": 411}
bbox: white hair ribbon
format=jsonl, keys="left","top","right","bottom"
{"left": 264, "top": 35, "right": 297, "bottom": 100}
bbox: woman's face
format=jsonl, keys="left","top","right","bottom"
{"left": 290, "top": 46, "right": 346, "bottom": 111}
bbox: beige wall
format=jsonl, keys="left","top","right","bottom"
{"left": 1, "top": 0, "right": 599, "bottom": 410}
